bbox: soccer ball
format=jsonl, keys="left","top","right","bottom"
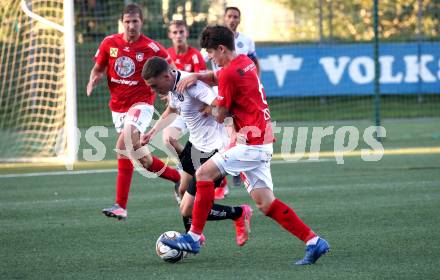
{"left": 155, "top": 231, "right": 186, "bottom": 263}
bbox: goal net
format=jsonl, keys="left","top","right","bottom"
{"left": 0, "top": 0, "right": 77, "bottom": 163}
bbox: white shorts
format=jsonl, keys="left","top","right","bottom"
{"left": 211, "top": 144, "right": 274, "bottom": 192}
{"left": 168, "top": 115, "right": 188, "bottom": 134}
{"left": 111, "top": 103, "right": 154, "bottom": 133}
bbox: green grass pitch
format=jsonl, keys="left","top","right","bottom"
{"left": 1, "top": 152, "right": 440, "bottom": 279}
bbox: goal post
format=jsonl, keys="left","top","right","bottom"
{"left": 0, "top": 0, "right": 77, "bottom": 164}
{"left": 63, "top": 0, "right": 78, "bottom": 165}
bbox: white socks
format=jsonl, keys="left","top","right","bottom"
{"left": 306, "top": 236, "right": 320, "bottom": 246}
{"left": 188, "top": 231, "right": 201, "bottom": 242}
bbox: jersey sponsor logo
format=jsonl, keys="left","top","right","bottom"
{"left": 136, "top": 52, "right": 144, "bottom": 61}
{"left": 148, "top": 42, "right": 160, "bottom": 52}
{"left": 237, "top": 41, "right": 244, "bottom": 48}
{"left": 110, "top": 77, "right": 139, "bottom": 86}
{"left": 243, "top": 63, "right": 256, "bottom": 73}
{"left": 237, "top": 63, "right": 256, "bottom": 76}
{"left": 110, "top": 48, "right": 118, "bottom": 57}
{"left": 114, "top": 56, "right": 135, "bottom": 78}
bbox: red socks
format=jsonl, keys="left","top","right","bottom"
{"left": 115, "top": 157, "right": 180, "bottom": 210}
{"left": 115, "top": 158, "right": 134, "bottom": 209}
{"left": 266, "top": 198, "right": 316, "bottom": 243}
{"left": 220, "top": 177, "right": 228, "bottom": 188}
{"left": 190, "top": 181, "right": 215, "bottom": 234}
{"left": 147, "top": 156, "right": 180, "bottom": 183}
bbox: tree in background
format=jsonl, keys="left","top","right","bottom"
{"left": 276, "top": 0, "right": 440, "bottom": 42}
{"left": 74, "top": 0, "right": 213, "bottom": 43}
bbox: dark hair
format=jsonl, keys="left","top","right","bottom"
{"left": 142, "top": 56, "right": 170, "bottom": 81}
{"left": 121, "top": 3, "right": 143, "bottom": 21}
{"left": 168, "top": 20, "right": 188, "bottom": 30}
{"left": 225, "top": 6, "right": 241, "bottom": 17}
{"left": 200, "top": 25, "right": 235, "bottom": 51}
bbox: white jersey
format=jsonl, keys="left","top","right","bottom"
{"left": 168, "top": 70, "right": 229, "bottom": 152}
{"left": 207, "top": 32, "right": 257, "bottom": 72}
{"left": 234, "top": 32, "right": 257, "bottom": 58}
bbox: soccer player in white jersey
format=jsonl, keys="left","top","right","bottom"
{"left": 223, "top": 6, "right": 259, "bottom": 74}
{"left": 163, "top": 20, "right": 208, "bottom": 204}
{"left": 206, "top": 7, "right": 259, "bottom": 74}
{"left": 141, "top": 56, "right": 253, "bottom": 247}
{"left": 163, "top": 20, "right": 208, "bottom": 160}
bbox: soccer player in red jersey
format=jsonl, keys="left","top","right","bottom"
{"left": 167, "top": 20, "right": 207, "bottom": 73}
{"left": 86, "top": 3, "right": 181, "bottom": 220}
{"left": 162, "top": 25, "right": 330, "bottom": 265}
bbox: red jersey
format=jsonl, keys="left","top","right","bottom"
{"left": 167, "top": 46, "right": 206, "bottom": 73}
{"left": 217, "top": 55, "right": 274, "bottom": 145}
{"left": 94, "top": 33, "right": 171, "bottom": 112}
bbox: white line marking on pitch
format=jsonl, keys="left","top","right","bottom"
{"left": 0, "top": 159, "right": 333, "bottom": 179}
{"left": 0, "top": 169, "right": 117, "bottom": 178}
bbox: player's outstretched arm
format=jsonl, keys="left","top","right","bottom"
{"left": 86, "top": 63, "right": 106, "bottom": 96}
{"left": 141, "top": 106, "right": 178, "bottom": 145}
{"left": 176, "top": 71, "right": 217, "bottom": 93}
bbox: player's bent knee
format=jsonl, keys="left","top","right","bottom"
{"left": 195, "top": 165, "right": 216, "bottom": 181}
{"left": 162, "top": 133, "right": 173, "bottom": 146}
{"left": 251, "top": 189, "right": 275, "bottom": 215}
{"left": 195, "top": 168, "right": 208, "bottom": 181}
{"left": 167, "top": 138, "right": 180, "bottom": 151}
{"left": 116, "top": 134, "right": 125, "bottom": 150}
{"left": 136, "top": 151, "right": 152, "bottom": 167}
{"left": 163, "top": 128, "right": 180, "bottom": 145}
{"left": 256, "top": 201, "right": 271, "bottom": 215}
{"left": 132, "top": 141, "right": 142, "bottom": 151}
{"left": 178, "top": 187, "right": 186, "bottom": 198}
